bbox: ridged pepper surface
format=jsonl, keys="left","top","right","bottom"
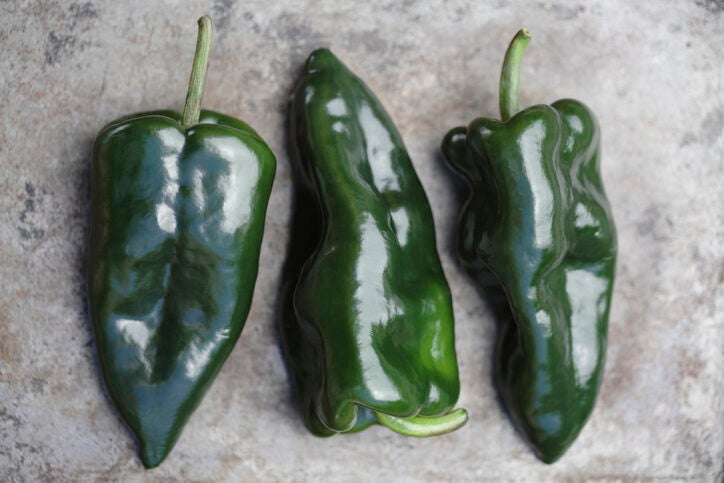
{"left": 281, "top": 49, "right": 467, "bottom": 437}
{"left": 441, "top": 30, "right": 616, "bottom": 463}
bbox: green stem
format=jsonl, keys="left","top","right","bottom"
{"left": 375, "top": 408, "right": 468, "bottom": 437}
{"left": 499, "top": 28, "right": 531, "bottom": 122}
{"left": 181, "top": 15, "right": 213, "bottom": 128}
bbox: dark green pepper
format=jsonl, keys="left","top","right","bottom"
{"left": 281, "top": 49, "right": 467, "bottom": 437}
{"left": 88, "top": 17, "right": 275, "bottom": 468}
{"left": 441, "top": 30, "right": 616, "bottom": 463}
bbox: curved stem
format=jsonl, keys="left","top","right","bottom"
{"left": 375, "top": 408, "right": 468, "bottom": 437}
{"left": 499, "top": 28, "right": 531, "bottom": 122}
{"left": 182, "top": 15, "right": 213, "bottom": 128}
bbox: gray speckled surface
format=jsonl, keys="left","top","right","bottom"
{"left": 0, "top": 0, "right": 722, "bottom": 481}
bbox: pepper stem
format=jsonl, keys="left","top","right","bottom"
{"left": 499, "top": 29, "right": 531, "bottom": 122}
{"left": 181, "top": 15, "right": 213, "bottom": 128}
{"left": 375, "top": 408, "right": 468, "bottom": 437}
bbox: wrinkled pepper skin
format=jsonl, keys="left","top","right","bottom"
{"left": 281, "top": 49, "right": 463, "bottom": 436}
{"left": 442, "top": 92, "right": 616, "bottom": 459}
{"left": 89, "top": 109, "right": 275, "bottom": 467}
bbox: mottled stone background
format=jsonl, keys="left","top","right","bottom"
{"left": 0, "top": 0, "right": 721, "bottom": 481}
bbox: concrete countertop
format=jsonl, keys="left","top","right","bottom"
{"left": 0, "top": 0, "right": 721, "bottom": 480}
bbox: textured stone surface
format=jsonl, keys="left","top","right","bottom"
{"left": 0, "top": 0, "right": 722, "bottom": 480}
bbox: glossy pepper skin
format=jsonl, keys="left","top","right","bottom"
{"left": 88, "top": 17, "right": 276, "bottom": 468}
{"left": 441, "top": 30, "right": 616, "bottom": 463}
{"left": 281, "top": 49, "right": 467, "bottom": 437}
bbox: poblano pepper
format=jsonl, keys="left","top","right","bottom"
{"left": 441, "top": 30, "right": 617, "bottom": 463}
{"left": 281, "top": 49, "right": 468, "bottom": 437}
{"left": 88, "top": 17, "right": 275, "bottom": 468}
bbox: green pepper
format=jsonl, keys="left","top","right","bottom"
{"left": 281, "top": 49, "right": 468, "bottom": 437}
{"left": 441, "top": 30, "right": 617, "bottom": 463}
{"left": 88, "top": 16, "right": 275, "bottom": 468}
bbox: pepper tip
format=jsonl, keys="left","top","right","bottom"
{"left": 305, "top": 48, "right": 341, "bottom": 73}
{"left": 138, "top": 437, "right": 173, "bottom": 469}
